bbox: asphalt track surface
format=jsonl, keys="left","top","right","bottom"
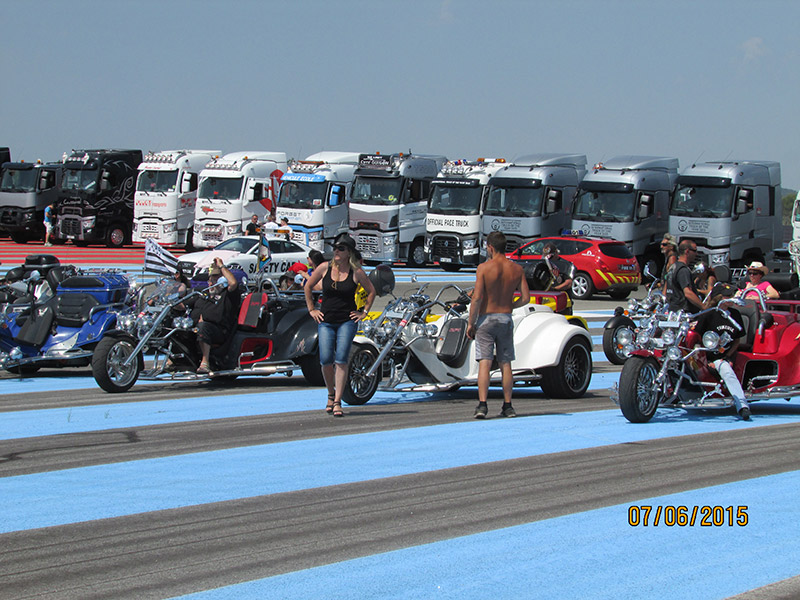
{"left": 1, "top": 240, "right": 800, "bottom": 599}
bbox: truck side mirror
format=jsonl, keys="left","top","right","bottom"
{"left": 735, "top": 189, "right": 753, "bottom": 215}
{"left": 180, "top": 172, "right": 193, "bottom": 194}
{"left": 39, "top": 172, "right": 53, "bottom": 190}
{"left": 545, "top": 189, "right": 561, "bottom": 213}
{"left": 329, "top": 185, "right": 342, "bottom": 207}
{"left": 638, "top": 194, "right": 653, "bottom": 220}
{"left": 100, "top": 170, "right": 111, "bottom": 191}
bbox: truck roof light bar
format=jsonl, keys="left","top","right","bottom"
{"left": 289, "top": 160, "right": 324, "bottom": 173}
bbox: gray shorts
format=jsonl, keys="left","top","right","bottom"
{"left": 475, "top": 313, "right": 515, "bottom": 363}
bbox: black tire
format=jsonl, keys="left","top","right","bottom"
{"left": 6, "top": 364, "right": 41, "bottom": 375}
{"left": 607, "top": 289, "right": 631, "bottom": 300}
{"left": 603, "top": 323, "right": 635, "bottom": 365}
{"left": 539, "top": 336, "right": 592, "bottom": 398}
{"left": 50, "top": 236, "right": 67, "bottom": 245}
{"left": 618, "top": 356, "right": 661, "bottom": 423}
{"left": 342, "top": 344, "right": 380, "bottom": 405}
{"left": 441, "top": 263, "right": 461, "bottom": 272}
{"left": 571, "top": 271, "right": 594, "bottom": 300}
{"left": 10, "top": 231, "right": 29, "bottom": 244}
{"left": 298, "top": 353, "right": 325, "bottom": 386}
{"left": 92, "top": 335, "right": 143, "bottom": 393}
{"left": 74, "top": 240, "right": 90, "bottom": 247}
{"left": 184, "top": 227, "right": 195, "bottom": 252}
{"left": 407, "top": 239, "right": 426, "bottom": 268}
{"left": 106, "top": 224, "right": 127, "bottom": 248}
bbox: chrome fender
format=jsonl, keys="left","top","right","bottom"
{"left": 512, "top": 311, "right": 592, "bottom": 370}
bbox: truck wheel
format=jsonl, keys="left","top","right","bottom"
{"left": 407, "top": 240, "right": 426, "bottom": 268}
{"left": 618, "top": 356, "right": 661, "bottom": 423}
{"left": 10, "top": 232, "right": 29, "bottom": 244}
{"left": 106, "top": 224, "right": 127, "bottom": 248}
{"left": 92, "top": 336, "right": 143, "bottom": 393}
{"left": 298, "top": 354, "right": 325, "bottom": 386}
{"left": 342, "top": 344, "right": 380, "bottom": 405}
{"left": 441, "top": 263, "right": 461, "bottom": 272}
{"left": 571, "top": 272, "right": 594, "bottom": 300}
{"left": 539, "top": 337, "right": 592, "bottom": 398}
{"left": 603, "top": 322, "right": 634, "bottom": 365}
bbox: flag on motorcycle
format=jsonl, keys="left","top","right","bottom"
{"left": 144, "top": 238, "right": 179, "bottom": 275}
{"left": 257, "top": 234, "right": 272, "bottom": 272}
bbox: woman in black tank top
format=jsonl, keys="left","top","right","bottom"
{"left": 303, "top": 233, "right": 376, "bottom": 417}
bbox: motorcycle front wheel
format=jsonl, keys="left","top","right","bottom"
{"left": 618, "top": 356, "right": 661, "bottom": 423}
{"left": 343, "top": 344, "right": 380, "bottom": 405}
{"left": 92, "top": 336, "right": 143, "bottom": 393}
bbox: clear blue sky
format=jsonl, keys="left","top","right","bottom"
{"left": 3, "top": 0, "right": 799, "bottom": 191}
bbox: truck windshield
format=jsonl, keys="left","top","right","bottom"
{"left": 485, "top": 185, "right": 542, "bottom": 216}
{"left": 0, "top": 168, "right": 36, "bottom": 192}
{"left": 429, "top": 184, "right": 483, "bottom": 216}
{"left": 671, "top": 185, "right": 732, "bottom": 217}
{"left": 279, "top": 181, "right": 327, "bottom": 209}
{"left": 573, "top": 190, "right": 635, "bottom": 222}
{"left": 351, "top": 177, "right": 403, "bottom": 205}
{"left": 137, "top": 169, "right": 179, "bottom": 193}
{"left": 61, "top": 168, "right": 98, "bottom": 191}
{"left": 198, "top": 176, "right": 244, "bottom": 201}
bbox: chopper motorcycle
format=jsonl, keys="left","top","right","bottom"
{"left": 615, "top": 288, "right": 800, "bottom": 422}
{"left": 91, "top": 273, "right": 323, "bottom": 392}
{"left": 344, "top": 268, "right": 593, "bottom": 405}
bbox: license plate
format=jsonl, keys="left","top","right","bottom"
{"left": 440, "top": 257, "right": 452, "bottom": 263}
{"left": 619, "top": 264, "right": 635, "bottom": 271}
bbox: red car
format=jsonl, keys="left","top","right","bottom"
{"left": 507, "top": 235, "right": 641, "bottom": 300}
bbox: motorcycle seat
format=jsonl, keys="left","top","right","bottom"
{"left": 737, "top": 301, "right": 774, "bottom": 351}
{"left": 54, "top": 293, "right": 100, "bottom": 328}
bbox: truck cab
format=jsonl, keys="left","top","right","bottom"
{"left": 425, "top": 158, "right": 509, "bottom": 271}
{"left": 133, "top": 150, "right": 219, "bottom": 249}
{"left": 0, "top": 161, "right": 61, "bottom": 243}
{"left": 275, "top": 151, "right": 359, "bottom": 253}
{"left": 349, "top": 153, "right": 446, "bottom": 267}
{"left": 572, "top": 156, "right": 678, "bottom": 274}
{"left": 482, "top": 153, "right": 587, "bottom": 253}
{"left": 192, "top": 151, "right": 287, "bottom": 249}
{"left": 670, "top": 161, "right": 782, "bottom": 269}
{"left": 55, "top": 149, "right": 143, "bottom": 247}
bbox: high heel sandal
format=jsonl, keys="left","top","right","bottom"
{"left": 325, "top": 392, "right": 335, "bottom": 414}
{"left": 332, "top": 401, "right": 343, "bottom": 417}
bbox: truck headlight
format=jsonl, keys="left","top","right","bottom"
{"left": 463, "top": 238, "right": 477, "bottom": 250}
{"left": 309, "top": 230, "right": 322, "bottom": 242}
{"left": 710, "top": 252, "right": 729, "bottom": 266}
{"left": 383, "top": 235, "right": 397, "bottom": 247}
{"left": 83, "top": 216, "right": 96, "bottom": 228}
{"left": 163, "top": 222, "right": 177, "bottom": 233}
{"left": 226, "top": 224, "right": 240, "bottom": 235}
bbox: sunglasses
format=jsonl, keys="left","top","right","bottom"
{"left": 748, "top": 271, "right": 762, "bottom": 275}
{"left": 334, "top": 244, "right": 349, "bottom": 252}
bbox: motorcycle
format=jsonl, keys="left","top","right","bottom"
{"left": 614, "top": 289, "right": 800, "bottom": 422}
{"left": 0, "top": 254, "right": 77, "bottom": 305}
{"left": 91, "top": 273, "right": 323, "bottom": 392}
{"left": 0, "top": 269, "right": 129, "bottom": 374}
{"left": 344, "top": 269, "right": 594, "bottom": 405}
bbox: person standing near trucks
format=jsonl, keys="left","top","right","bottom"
{"left": 541, "top": 242, "right": 575, "bottom": 293}
{"left": 245, "top": 214, "right": 260, "bottom": 235}
{"left": 467, "top": 230, "right": 531, "bottom": 419}
{"left": 43, "top": 203, "right": 55, "bottom": 246}
{"left": 665, "top": 240, "right": 703, "bottom": 313}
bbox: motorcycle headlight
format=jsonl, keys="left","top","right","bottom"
{"left": 361, "top": 319, "right": 375, "bottom": 335}
{"left": 10, "top": 347, "right": 23, "bottom": 360}
{"left": 425, "top": 323, "right": 438, "bottom": 338}
{"left": 702, "top": 331, "right": 721, "bottom": 350}
{"left": 666, "top": 347, "right": 683, "bottom": 361}
{"left": 380, "top": 321, "right": 397, "bottom": 337}
{"left": 617, "top": 328, "right": 634, "bottom": 347}
{"left": 627, "top": 299, "right": 637, "bottom": 312}
{"left": 636, "top": 331, "right": 650, "bottom": 346}
{"left": 118, "top": 314, "right": 136, "bottom": 332}
{"left": 173, "top": 316, "right": 193, "bottom": 329}
{"left": 662, "top": 328, "right": 677, "bottom": 345}
{"left": 136, "top": 314, "right": 155, "bottom": 337}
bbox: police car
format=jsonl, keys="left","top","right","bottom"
{"left": 177, "top": 235, "right": 313, "bottom": 280}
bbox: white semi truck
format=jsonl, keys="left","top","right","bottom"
{"left": 275, "top": 151, "right": 360, "bottom": 252}
{"left": 424, "top": 158, "right": 509, "bottom": 271}
{"left": 133, "top": 150, "right": 219, "bottom": 249}
{"left": 670, "top": 161, "right": 783, "bottom": 269}
{"left": 349, "top": 153, "right": 447, "bottom": 266}
{"left": 571, "top": 156, "right": 679, "bottom": 274}
{"left": 481, "top": 153, "right": 587, "bottom": 253}
{"left": 192, "top": 151, "right": 287, "bottom": 249}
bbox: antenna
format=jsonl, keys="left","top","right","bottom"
{"left": 723, "top": 150, "right": 734, "bottom": 162}
{"left": 692, "top": 151, "right": 704, "bottom": 167}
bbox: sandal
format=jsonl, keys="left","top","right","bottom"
{"left": 197, "top": 362, "right": 211, "bottom": 374}
{"left": 332, "top": 402, "right": 344, "bottom": 417}
{"left": 325, "top": 392, "right": 335, "bottom": 414}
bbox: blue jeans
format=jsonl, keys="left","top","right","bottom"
{"left": 318, "top": 320, "right": 358, "bottom": 366}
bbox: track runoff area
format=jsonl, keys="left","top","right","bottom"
{"left": 1, "top": 240, "right": 800, "bottom": 599}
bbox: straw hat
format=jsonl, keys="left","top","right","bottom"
{"left": 746, "top": 261, "right": 768, "bottom": 275}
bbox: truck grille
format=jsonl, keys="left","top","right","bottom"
{"left": 357, "top": 234, "right": 379, "bottom": 254}
{"left": 433, "top": 235, "right": 460, "bottom": 259}
{"left": 201, "top": 224, "right": 222, "bottom": 241}
{"left": 61, "top": 217, "right": 82, "bottom": 236}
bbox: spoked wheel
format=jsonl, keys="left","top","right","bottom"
{"left": 539, "top": 337, "right": 592, "bottom": 398}
{"left": 106, "top": 224, "right": 127, "bottom": 248}
{"left": 619, "top": 356, "right": 661, "bottom": 423}
{"left": 342, "top": 344, "right": 380, "bottom": 405}
{"left": 603, "top": 323, "right": 635, "bottom": 365}
{"left": 92, "top": 336, "right": 143, "bottom": 393}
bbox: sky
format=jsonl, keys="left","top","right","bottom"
{"left": 2, "top": 0, "right": 799, "bottom": 192}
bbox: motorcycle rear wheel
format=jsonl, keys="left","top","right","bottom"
{"left": 539, "top": 337, "right": 592, "bottom": 398}
{"left": 298, "top": 354, "right": 325, "bottom": 386}
{"left": 619, "top": 356, "right": 661, "bottom": 423}
{"left": 343, "top": 344, "right": 380, "bottom": 405}
{"left": 92, "top": 336, "right": 143, "bottom": 393}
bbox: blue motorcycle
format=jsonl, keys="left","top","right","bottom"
{"left": 0, "top": 270, "right": 130, "bottom": 374}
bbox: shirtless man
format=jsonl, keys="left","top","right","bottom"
{"left": 467, "top": 231, "right": 531, "bottom": 418}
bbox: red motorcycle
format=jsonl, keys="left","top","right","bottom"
{"left": 615, "top": 290, "right": 800, "bottom": 422}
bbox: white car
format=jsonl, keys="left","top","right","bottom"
{"left": 177, "top": 235, "right": 313, "bottom": 280}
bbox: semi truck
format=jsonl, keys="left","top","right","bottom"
{"left": 481, "top": 153, "right": 587, "bottom": 253}
{"left": 571, "top": 156, "right": 679, "bottom": 274}
{"left": 669, "top": 161, "right": 782, "bottom": 269}
{"left": 0, "top": 160, "right": 61, "bottom": 243}
{"left": 349, "top": 152, "right": 447, "bottom": 266}
{"left": 54, "top": 149, "right": 143, "bottom": 247}
{"left": 424, "top": 158, "right": 509, "bottom": 271}
{"left": 192, "top": 151, "right": 287, "bottom": 249}
{"left": 133, "top": 150, "right": 219, "bottom": 249}
{"left": 275, "top": 151, "right": 360, "bottom": 252}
